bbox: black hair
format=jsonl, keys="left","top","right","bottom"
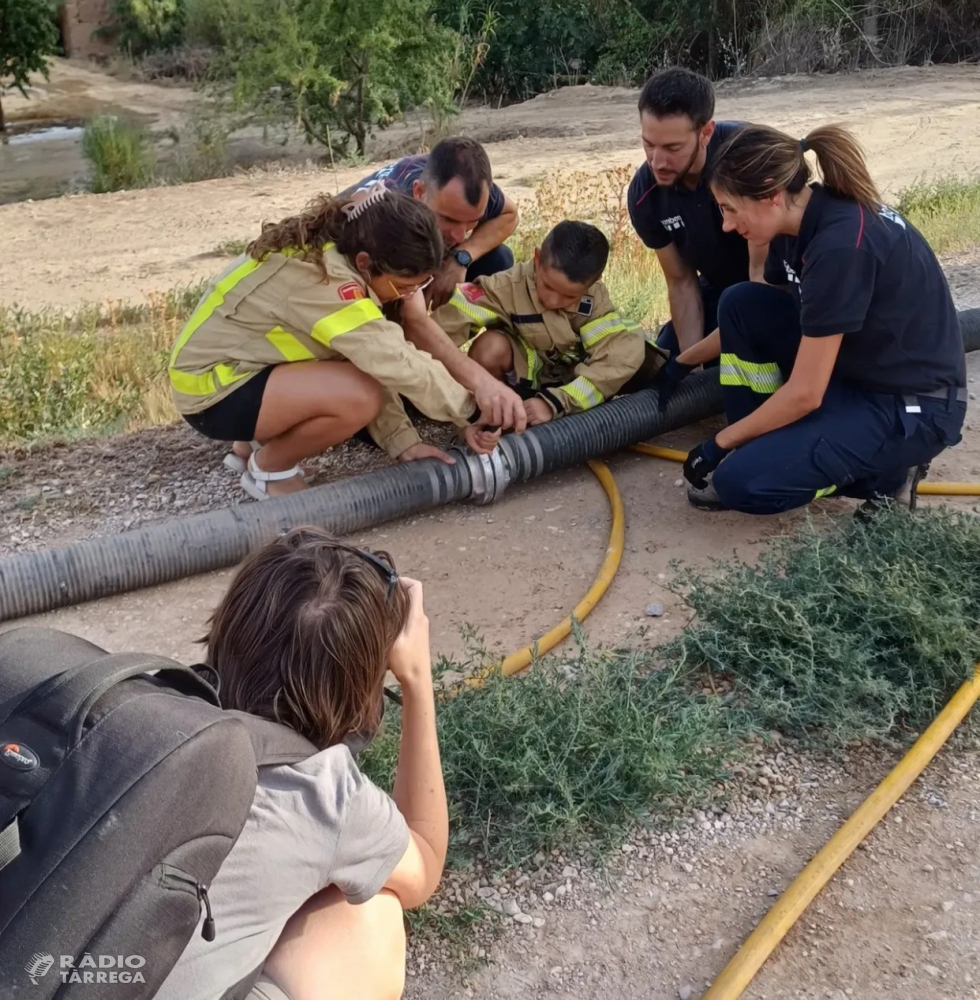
{"left": 420, "top": 136, "right": 493, "bottom": 207}
{"left": 637, "top": 67, "right": 715, "bottom": 128}
{"left": 540, "top": 221, "right": 609, "bottom": 285}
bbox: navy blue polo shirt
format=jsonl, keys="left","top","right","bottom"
{"left": 347, "top": 154, "right": 506, "bottom": 222}
{"left": 627, "top": 121, "right": 749, "bottom": 292}
{"left": 765, "top": 184, "right": 965, "bottom": 394}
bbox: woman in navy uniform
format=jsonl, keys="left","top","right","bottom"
{"left": 675, "top": 122, "right": 966, "bottom": 514}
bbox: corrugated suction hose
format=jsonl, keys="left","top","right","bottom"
{"left": 0, "top": 373, "right": 722, "bottom": 622}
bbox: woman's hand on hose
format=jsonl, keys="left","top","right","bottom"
{"left": 397, "top": 443, "right": 456, "bottom": 465}
{"left": 654, "top": 358, "right": 696, "bottom": 413}
{"left": 683, "top": 437, "right": 731, "bottom": 489}
{"left": 460, "top": 423, "right": 502, "bottom": 455}
{"left": 473, "top": 373, "right": 528, "bottom": 434}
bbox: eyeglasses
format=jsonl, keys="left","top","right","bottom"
{"left": 386, "top": 275, "right": 434, "bottom": 300}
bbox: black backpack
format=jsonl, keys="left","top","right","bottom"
{"left": 0, "top": 626, "right": 316, "bottom": 999}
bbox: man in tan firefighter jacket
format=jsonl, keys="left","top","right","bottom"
{"left": 431, "top": 221, "right": 667, "bottom": 425}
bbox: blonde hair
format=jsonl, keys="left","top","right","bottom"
{"left": 710, "top": 122, "right": 881, "bottom": 211}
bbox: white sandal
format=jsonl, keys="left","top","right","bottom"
{"left": 240, "top": 452, "right": 305, "bottom": 501}
{"left": 223, "top": 440, "right": 260, "bottom": 474}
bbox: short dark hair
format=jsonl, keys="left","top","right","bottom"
{"left": 638, "top": 68, "right": 715, "bottom": 128}
{"left": 421, "top": 136, "right": 493, "bottom": 206}
{"left": 540, "top": 221, "right": 609, "bottom": 285}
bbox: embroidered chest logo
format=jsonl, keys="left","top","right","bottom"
{"left": 783, "top": 261, "right": 801, "bottom": 285}
{"left": 337, "top": 282, "right": 365, "bottom": 301}
{"left": 661, "top": 215, "right": 684, "bottom": 231}
{"left": 461, "top": 282, "right": 486, "bottom": 301}
{"left": 880, "top": 205, "right": 907, "bottom": 230}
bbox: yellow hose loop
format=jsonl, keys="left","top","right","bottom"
{"left": 630, "top": 442, "right": 689, "bottom": 463}
{"left": 630, "top": 442, "right": 980, "bottom": 497}
{"left": 500, "top": 459, "right": 625, "bottom": 677}
{"left": 464, "top": 459, "right": 625, "bottom": 689}
{"left": 917, "top": 482, "right": 980, "bottom": 496}
{"left": 701, "top": 663, "right": 980, "bottom": 1000}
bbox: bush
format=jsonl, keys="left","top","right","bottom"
{"left": 82, "top": 116, "right": 156, "bottom": 193}
{"left": 361, "top": 638, "right": 744, "bottom": 866}
{"left": 664, "top": 507, "right": 980, "bottom": 744}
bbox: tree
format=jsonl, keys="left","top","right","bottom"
{"left": 213, "top": 0, "right": 457, "bottom": 157}
{"left": 107, "top": 0, "right": 187, "bottom": 55}
{"left": 0, "top": 0, "right": 59, "bottom": 143}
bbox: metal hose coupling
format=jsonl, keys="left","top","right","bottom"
{"left": 454, "top": 446, "right": 511, "bottom": 505}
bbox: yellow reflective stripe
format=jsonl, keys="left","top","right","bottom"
{"left": 719, "top": 353, "right": 783, "bottom": 394}
{"left": 561, "top": 375, "right": 604, "bottom": 410}
{"left": 169, "top": 256, "right": 261, "bottom": 369}
{"left": 214, "top": 364, "right": 254, "bottom": 389}
{"left": 514, "top": 332, "right": 542, "bottom": 386}
{"left": 449, "top": 288, "right": 497, "bottom": 327}
{"left": 310, "top": 298, "right": 384, "bottom": 348}
{"left": 169, "top": 367, "right": 215, "bottom": 396}
{"left": 580, "top": 312, "right": 627, "bottom": 350}
{"left": 814, "top": 485, "right": 837, "bottom": 499}
{"left": 266, "top": 327, "right": 316, "bottom": 361}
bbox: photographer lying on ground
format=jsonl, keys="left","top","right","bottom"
{"left": 156, "top": 527, "right": 445, "bottom": 1000}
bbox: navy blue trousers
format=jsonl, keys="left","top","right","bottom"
{"left": 656, "top": 277, "right": 722, "bottom": 362}
{"left": 712, "top": 283, "right": 966, "bottom": 515}
{"left": 466, "top": 243, "right": 514, "bottom": 282}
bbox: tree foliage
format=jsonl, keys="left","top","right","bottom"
{"left": 108, "top": 0, "right": 186, "bottom": 55}
{"left": 0, "top": 0, "right": 59, "bottom": 139}
{"left": 211, "top": 0, "right": 456, "bottom": 156}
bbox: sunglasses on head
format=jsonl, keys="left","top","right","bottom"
{"left": 351, "top": 546, "right": 399, "bottom": 602}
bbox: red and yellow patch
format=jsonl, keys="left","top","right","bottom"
{"left": 461, "top": 282, "right": 486, "bottom": 301}
{"left": 338, "top": 281, "right": 365, "bottom": 302}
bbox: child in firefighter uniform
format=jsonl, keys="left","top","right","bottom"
{"left": 431, "top": 220, "right": 667, "bottom": 424}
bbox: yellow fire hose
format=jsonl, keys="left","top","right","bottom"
{"left": 486, "top": 440, "right": 980, "bottom": 999}
{"left": 701, "top": 664, "right": 980, "bottom": 1000}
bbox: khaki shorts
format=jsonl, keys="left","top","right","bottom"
{"left": 246, "top": 974, "right": 292, "bottom": 1000}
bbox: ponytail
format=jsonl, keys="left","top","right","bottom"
{"left": 711, "top": 122, "right": 881, "bottom": 211}
{"left": 247, "top": 189, "right": 444, "bottom": 279}
{"left": 802, "top": 124, "right": 881, "bottom": 210}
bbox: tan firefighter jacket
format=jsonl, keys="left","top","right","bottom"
{"left": 168, "top": 244, "right": 476, "bottom": 457}
{"left": 431, "top": 261, "right": 662, "bottom": 416}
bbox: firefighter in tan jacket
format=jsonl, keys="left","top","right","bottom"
{"left": 431, "top": 221, "right": 667, "bottom": 425}
{"left": 169, "top": 184, "right": 501, "bottom": 500}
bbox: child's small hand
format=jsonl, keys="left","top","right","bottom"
{"left": 460, "top": 424, "right": 501, "bottom": 455}
{"left": 523, "top": 397, "right": 553, "bottom": 426}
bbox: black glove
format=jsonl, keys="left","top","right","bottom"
{"left": 655, "top": 358, "right": 696, "bottom": 413}
{"left": 683, "top": 437, "right": 731, "bottom": 489}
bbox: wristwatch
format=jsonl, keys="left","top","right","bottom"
{"left": 452, "top": 249, "right": 473, "bottom": 268}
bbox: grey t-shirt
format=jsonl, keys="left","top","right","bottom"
{"left": 156, "top": 746, "right": 409, "bottom": 1000}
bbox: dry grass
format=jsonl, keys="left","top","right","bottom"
{"left": 509, "top": 165, "right": 670, "bottom": 330}
{"left": 3, "top": 168, "right": 979, "bottom": 447}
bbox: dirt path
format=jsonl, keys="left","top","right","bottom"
{"left": 1, "top": 64, "right": 979, "bottom": 309}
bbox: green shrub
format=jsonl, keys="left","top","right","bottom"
{"left": 82, "top": 116, "right": 156, "bottom": 194}
{"left": 361, "top": 636, "right": 744, "bottom": 867}
{"left": 664, "top": 507, "right": 980, "bottom": 744}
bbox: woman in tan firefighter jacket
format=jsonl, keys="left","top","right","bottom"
{"left": 431, "top": 220, "right": 666, "bottom": 425}
{"left": 169, "top": 183, "right": 500, "bottom": 499}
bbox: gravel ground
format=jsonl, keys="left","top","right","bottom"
{"left": 405, "top": 734, "right": 980, "bottom": 1000}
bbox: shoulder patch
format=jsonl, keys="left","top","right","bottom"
{"left": 577, "top": 295, "right": 595, "bottom": 317}
{"left": 461, "top": 282, "right": 486, "bottom": 301}
{"left": 338, "top": 281, "right": 365, "bottom": 302}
